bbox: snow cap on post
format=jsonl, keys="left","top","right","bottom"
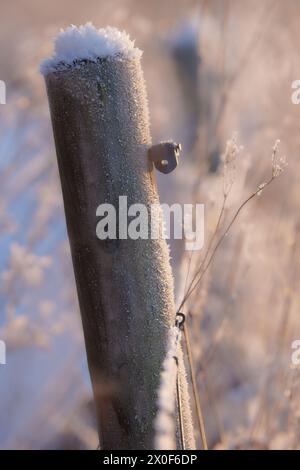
{"left": 40, "top": 22, "right": 142, "bottom": 75}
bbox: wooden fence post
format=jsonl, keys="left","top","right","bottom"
{"left": 42, "top": 25, "right": 195, "bottom": 450}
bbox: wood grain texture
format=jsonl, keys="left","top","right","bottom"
{"left": 45, "top": 56, "right": 195, "bottom": 450}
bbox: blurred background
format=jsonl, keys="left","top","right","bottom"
{"left": 0, "top": 0, "right": 300, "bottom": 450}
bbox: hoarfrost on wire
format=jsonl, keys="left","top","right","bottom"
{"left": 40, "top": 23, "right": 142, "bottom": 75}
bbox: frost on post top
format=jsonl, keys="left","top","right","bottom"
{"left": 40, "top": 23, "right": 142, "bottom": 75}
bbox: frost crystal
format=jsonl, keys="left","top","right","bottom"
{"left": 40, "top": 23, "right": 142, "bottom": 75}
{"left": 154, "top": 326, "right": 181, "bottom": 450}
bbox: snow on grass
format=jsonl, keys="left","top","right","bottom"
{"left": 40, "top": 23, "right": 142, "bottom": 75}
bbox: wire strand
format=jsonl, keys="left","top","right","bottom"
{"left": 183, "top": 320, "right": 208, "bottom": 450}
